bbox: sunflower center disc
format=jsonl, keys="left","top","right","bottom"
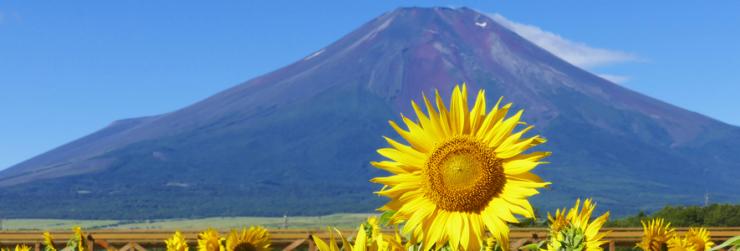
{"left": 440, "top": 154, "right": 482, "bottom": 189}
{"left": 425, "top": 136, "right": 505, "bottom": 212}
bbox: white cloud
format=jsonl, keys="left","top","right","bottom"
{"left": 489, "top": 13, "right": 638, "bottom": 69}
{"left": 596, "top": 74, "right": 630, "bottom": 84}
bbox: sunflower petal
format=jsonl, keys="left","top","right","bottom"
{"left": 469, "top": 89, "right": 487, "bottom": 134}
{"left": 496, "top": 135, "right": 547, "bottom": 159}
{"left": 370, "top": 161, "right": 415, "bottom": 174}
{"left": 475, "top": 97, "right": 507, "bottom": 138}
{"left": 421, "top": 93, "right": 445, "bottom": 139}
{"left": 434, "top": 89, "right": 452, "bottom": 137}
{"left": 312, "top": 234, "right": 332, "bottom": 251}
{"left": 377, "top": 148, "right": 424, "bottom": 167}
{"left": 383, "top": 136, "right": 427, "bottom": 160}
{"left": 446, "top": 212, "right": 462, "bottom": 249}
{"left": 371, "top": 172, "right": 420, "bottom": 186}
{"left": 388, "top": 119, "right": 433, "bottom": 153}
{"left": 487, "top": 109, "right": 524, "bottom": 148}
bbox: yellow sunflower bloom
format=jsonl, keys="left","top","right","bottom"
{"left": 43, "top": 231, "right": 57, "bottom": 251}
{"left": 668, "top": 235, "right": 693, "bottom": 251}
{"left": 312, "top": 226, "right": 366, "bottom": 251}
{"left": 165, "top": 231, "right": 189, "bottom": 251}
{"left": 668, "top": 227, "right": 714, "bottom": 251}
{"left": 393, "top": 225, "right": 411, "bottom": 251}
{"left": 312, "top": 223, "right": 403, "bottom": 251}
{"left": 371, "top": 84, "right": 550, "bottom": 250}
{"left": 72, "top": 226, "right": 89, "bottom": 251}
{"left": 484, "top": 237, "right": 497, "bottom": 251}
{"left": 14, "top": 245, "right": 31, "bottom": 251}
{"left": 225, "top": 226, "right": 271, "bottom": 251}
{"left": 364, "top": 216, "right": 404, "bottom": 250}
{"left": 685, "top": 227, "right": 714, "bottom": 251}
{"left": 364, "top": 216, "right": 390, "bottom": 251}
{"left": 198, "top": 228, "right": 225, "bottom": 251}
{"left": 546, "top": 199, "right": 610, "bottom": 251}
{"left": 547, "top": 209, "right": 568, "bottom": 234}
{"left": 636, "top": 218, "right": 675, "bottom": 251}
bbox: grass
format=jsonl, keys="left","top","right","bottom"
{"left": 0, "top": 213, "right": 376, "bottom": 230}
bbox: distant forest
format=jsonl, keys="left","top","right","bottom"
{"left": 606, "top": 204, "right": 740, "bottom": 227}
{"left": 511, "top": 204, "right": 740, "bottom": 228}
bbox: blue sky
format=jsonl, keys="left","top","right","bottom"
{"left": 1, "top": 1, "right": 738, "bottom": 169}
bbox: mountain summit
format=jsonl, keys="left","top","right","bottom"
{"left": 2, "top": 7, "right": 738, "bottom": 218}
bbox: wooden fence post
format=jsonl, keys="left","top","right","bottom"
{"left": 609, "top": 240, "right": 616, "bottom": 251}
{"left": 130, "top": 242, "right": 147, "bottom": 251}
{"left": 307, "top": 235, "right": 317, "bottom": 251}
{"left": 94, "top": 238, "right": 116, "bottom": 251}
{"left": 282, "top": 238, "right": 307, "bottom": 251}
{"left": 511, "top": 239, "right": 527, "bottom": 250}
{"left": 87, "top": 234, "right": 95, "bottom": 251}
{"left": 119, "top": 242, "right": 133, "bottom": 251}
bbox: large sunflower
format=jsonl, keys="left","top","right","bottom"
{"left": 371, "top": 84, "right": 550, "bottom": 250}
{"left": 225, "top": 226, "right": 271, "bottom": 251}
{"left": 636, "top": 218, "right": 675, "bottom": 251}
{"left": 545, "top": 199, "right": 610, "bottom": 251}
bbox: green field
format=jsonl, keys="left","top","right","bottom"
{"left": 0, "top": 213, "right": 376, "bottom": 230}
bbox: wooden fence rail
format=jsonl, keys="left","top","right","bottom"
{"left": 0, "top": 228, "right": 738, "bottom": 251}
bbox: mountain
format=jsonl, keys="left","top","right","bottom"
{"left": 1, "top": 7, "right": 739, "bottom": 219}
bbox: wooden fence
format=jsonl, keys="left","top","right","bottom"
{"left": 0, "top": 228, "right": 738, "bottom": 251}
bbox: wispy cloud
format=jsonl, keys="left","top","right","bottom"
{"left": 489, "top": 13, "right": 637, "bottom": 83}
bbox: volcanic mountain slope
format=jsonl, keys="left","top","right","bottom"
{"left": 2, "top": 7, "right": 739, "bottom": 219}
